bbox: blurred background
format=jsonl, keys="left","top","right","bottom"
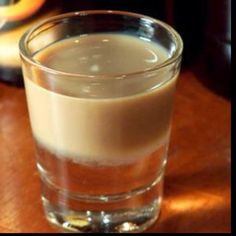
{"left": 0, "top": 0, "right": 231, "bottom": 97}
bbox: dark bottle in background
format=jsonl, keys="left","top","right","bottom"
{"left": 205, "top": 0, "right": 231, "bottom": 98}
{"left": 165, "top": 0, "right": 231, "bottom": 97}
{"left": 60, "top": 0, "right": 166, "bottom": 20}
{"left": 166, "top": 0, "right": 208, "bottom": 66}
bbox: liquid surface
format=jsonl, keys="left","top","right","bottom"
{"left": 24, "top": 33, "right": 176, "bottom": 166}
{"left": 35, "top": 33, "right": 169, "bottom": 75}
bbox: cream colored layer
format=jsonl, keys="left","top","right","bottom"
{"left": 24, "top": 34, "right": 177, "bottom": 165}
{"left": 25, "top": 76, "right": 176, "bottom": 165}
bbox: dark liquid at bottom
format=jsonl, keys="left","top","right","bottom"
{"left": 36, "top": 142, "right": 167, "bottom": 232}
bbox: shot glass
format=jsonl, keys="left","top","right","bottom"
{"left": 19, "top": 10, "right": 183, "bottom": 233}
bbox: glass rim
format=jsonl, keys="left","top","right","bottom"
{"left": 19, "top": 10, "right": 183, "bottom": 79}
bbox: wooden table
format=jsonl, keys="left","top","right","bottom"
{"left": 0, "top": 65, "right": 231, "bottom": 233}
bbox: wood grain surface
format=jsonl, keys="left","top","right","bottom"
{"left": 0, "top": 67, "right": 231, "bottom": 233}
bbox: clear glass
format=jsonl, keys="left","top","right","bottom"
{"left": 19, "top": 10, "right": 183, "bottom": 233}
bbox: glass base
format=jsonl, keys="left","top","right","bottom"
{"left": 37, "top": 146, "right": 166, "bottom": 233}
{"left": 42, "top": 196, "right": 161, "bottom": 233}
{"left": 40, "top": 170, "right": 164, "bottom": 233}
